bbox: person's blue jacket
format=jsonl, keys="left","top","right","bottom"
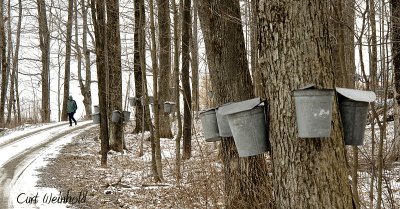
{"left": 67, "top": 96, "right": 78, "bottom": 113}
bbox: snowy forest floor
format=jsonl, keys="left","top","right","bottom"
{"left": 19, "top": 119, "right": 400, "bottom": 209}
{"left": 36, "top": 121, "right": 225, "bottom": 209}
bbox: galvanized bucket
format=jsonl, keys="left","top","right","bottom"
{"left": 123, "top": 111, "right": 131, "bottom": 122}
{"left": 93, "top": 105, "right": 100, "bottom": 114}
{"left": 92, "top": 113, "right": 100, "bottom": 124}
{"left": 294, "top": 89, "right": 334, "bottom": 138}
{"left": 199, "top": 108, "right": 220, "bottom": 142}
{"left": 336, "top": 87, "right": 376, "bottom": 146}
{"left": 129, "top": 97, "right": 139, "bottom": 106}
{"left": 227, "top": 105, "right": 268, "bottom": 157}
{"left": 216, "top": 104, "right": 233, "bottom": 137}
{"left": 141, "top": 96, "right": 154, "bottom": 105}
{"left": 164, "top": 102, "right": 176, "bottom": 114}
{"left": 111, "top": 110, "right": 121, "bottom": 123}
{"left": 339, "top": 99, "right": 369, "bottom": 145}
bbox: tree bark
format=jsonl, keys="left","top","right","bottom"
{"left": 157, "top": 0, "right": 173, "bottom": 138}
{"left": 191, "top": 0, "right": 199, "bottom": 112}
{"left": 392, "top": 0, "right": 400, "bottom": 162}
{"left": 78, "top": 0, "right": 92, "bottom": 119}
{"left": 61, "top": 0, "right": 73, "bottom": 122}
{"left": 91, "top": 0, "right": 109, "bottom": 166}
{"left": 182, "top": 0, "right": 192, "bottom": 160}
{"left": 198, "top": 1, "right": 273, "bottom": 208}
{"left": 331, "top": 0, "right": 359, "bottom": 208}
{"left": 259, "top": 1, "right": 354, "bottom": 208}
{"left": 107, "top": 0, "right": 124, "bottom": 152}
{"left": 133, "top": 0, "right": 150, "bottom": 133}
{"left": 37, "top": 0, "right": 51, "bottom": 123}
{"left": 0, "top": 0, "right": 8, "bottom": 127}
{"left": 172, "top": 0, "right": 182, "bottom": 183}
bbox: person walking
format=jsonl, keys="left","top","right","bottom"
{"left": 67, "top": 95, "right": 78, "bottom": 126}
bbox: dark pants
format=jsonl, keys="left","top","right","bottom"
{"left": 68, "top": 112, "right": 77, "bottom": 126}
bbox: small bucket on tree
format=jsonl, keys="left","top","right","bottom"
{"left": 294, "top": 85, "right": 334, "bottom": 138}
{"left": 164, "top": 102, "right": 176, "bottom": 114}
{"left": 122, "top": 111, "right": 131, "bottom": 122}
{"left": 199, "top": 108, "right": 220, "bottom": 142}
{"left": 111, "top": 110, "right": 121, "bottom": 123}
{"left": 93, "top": 105, "right": 100, "bottom": 114}
{"left": 129, "top": 97, "right": 139, "bottom": 106}
{"left": 336, "top": 87, "right": 376, "bottom": 145}
{"left": 92, "top": 113, "right": 100, "bottom": 124}
{"left": 219, "top": 98, "right": 269, "bottom": 157}
{"left": 216, "top": 102, "right": 233, "bottom": 137}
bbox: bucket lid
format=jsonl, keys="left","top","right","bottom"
{"left": 164, "top": 101, "right": 176, "bottom": 105}
{"left": 336, "top": 87, "right": 376, "bottom": 102}
{"left": 200, "top": 107, "right": 217, "bottom": 115}
{"left": 218, "top": 97, "right": 261, "bottom": 116}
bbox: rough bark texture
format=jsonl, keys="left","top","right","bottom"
{"left": 37, "top": 0, "right": 51, "bottom": 122}
{"left": 198, "top": 0, "right": 273, "bottom": 208}
{"left": 149, "top": 0, "right": 163, "bottom": 182}
{"left": 133, "top": 0, "right": 150, "bottom": 133}
{"left": 392, "top": 0, "right": 400, "bottom": 161}
{"left": 107, "top": 0, "right": 124, "bottom": 152}
{"left": 331, "top": 0, "right": 359, "bottom": 207}
{"left": 258, "top": 1, "right": 354, "bottom": 208}
{"left": 172, "top": 0, "right": 182, "bottom": 182}
{"left": 182, "top": 0, "right": 192, "bottom": 160}
{"left": 191, "top": 0, "right": 199, "bottom": 112}
{"left": 7, "top": 0, "right": 22, "bottom": 125}
{"left": 61, "top": 0, "right": 74, "bottom": 121}
{"left": 91, "top": 0, "right": 109, "bottom": 166}
{"left": 79, "top": 0, "right": 92, "bottom": 119}
{"left": 157, "top": 0, "right": 173, "bottom": 138}
{"left": 0, "top": 0, "right": 6, "bottom": 127}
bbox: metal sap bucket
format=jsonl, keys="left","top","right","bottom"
{"left": 129, "top": 97, "right": 139, "bottom": 106}
{"left": 294, "top": 89, "right": 334, "bottom": 138}
{"left": 164, "top": 102, "right": 176, "bottom": 114}
{"left": 111, "top": 110, "right": 121, "bottom": 123}
{"left": 93, "top": 105, "right": 100, "bottom": 114}
{"left": 336, "top": 87, "right": 376, "bottom": 145}
{"left": 199, "top": 108, "right": 220, "bottom": 142}
{"left": 92, "top": 113, "right": 100, "bottom": 124}
{"left": 141, "top": 96, "right": 154, "bottom": 105}
{"left": 216, "top": 102, "right": 233, "bottom": 137}
{"left": 123, "top": 111, "right": 131, "bottom": 122}
{"left": 219, "top": 98, "right": 269, "bottom": 157}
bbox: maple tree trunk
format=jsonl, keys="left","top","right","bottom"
{"left": 259, "top": 1, "right": 354, "bottom": 208}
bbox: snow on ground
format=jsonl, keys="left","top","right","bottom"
{"left": 0, "top": 122, "right": 67, "bottom": 145}
{"left": 9, "top": 122, "right": 92, "bottom": 209}
{"left": 1, "top": 121, "right": 95, "bottom": 208}
{"left": 0, "top": 121, "right": 91, "bottom": 167}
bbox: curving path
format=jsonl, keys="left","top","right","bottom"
{"left": 0, "top": 121, "right": 96, "bottom": 209}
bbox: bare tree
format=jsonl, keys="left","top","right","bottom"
{"left": 191, "top": 0, "right": 199, "bottom": 112}
{"left": 198, "top": 0, "right": 273, "bottom": 208}
{"left": 182, "top": 0, "right": 192, "bottom": 160}
{"left": 91, "top": 0, "right": 109, "bottom": 166}
{"left": 172, "top": 0, "right": 182, "bottom": 183}
{"left": 107, "top": 0, "right": 124, "bottom": 152}
{"left": 259, "top": 0, "right": 354, "bottom": 208}
{"left": 77, "top": 0, "right": 93, "bottom": 119}
{"left": 149, "top": 0, "right": 163, "bottom": 182}
{"left": 392, "top": 0, "right": 400, "bottom": 163}
{"left": 133, "top": 0, "right": 150, "bottom": 134}
{"left": 61, "top": 0, "right": 74, "bottom": 122}
{"left": 0, "top": 0, "right": 7, "bottom": 127}
{"left": 157, "top": 0, "right": 173, "bottom": 138}
{"left": 37, "top": 0, "right": 51, "bottom": 122}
